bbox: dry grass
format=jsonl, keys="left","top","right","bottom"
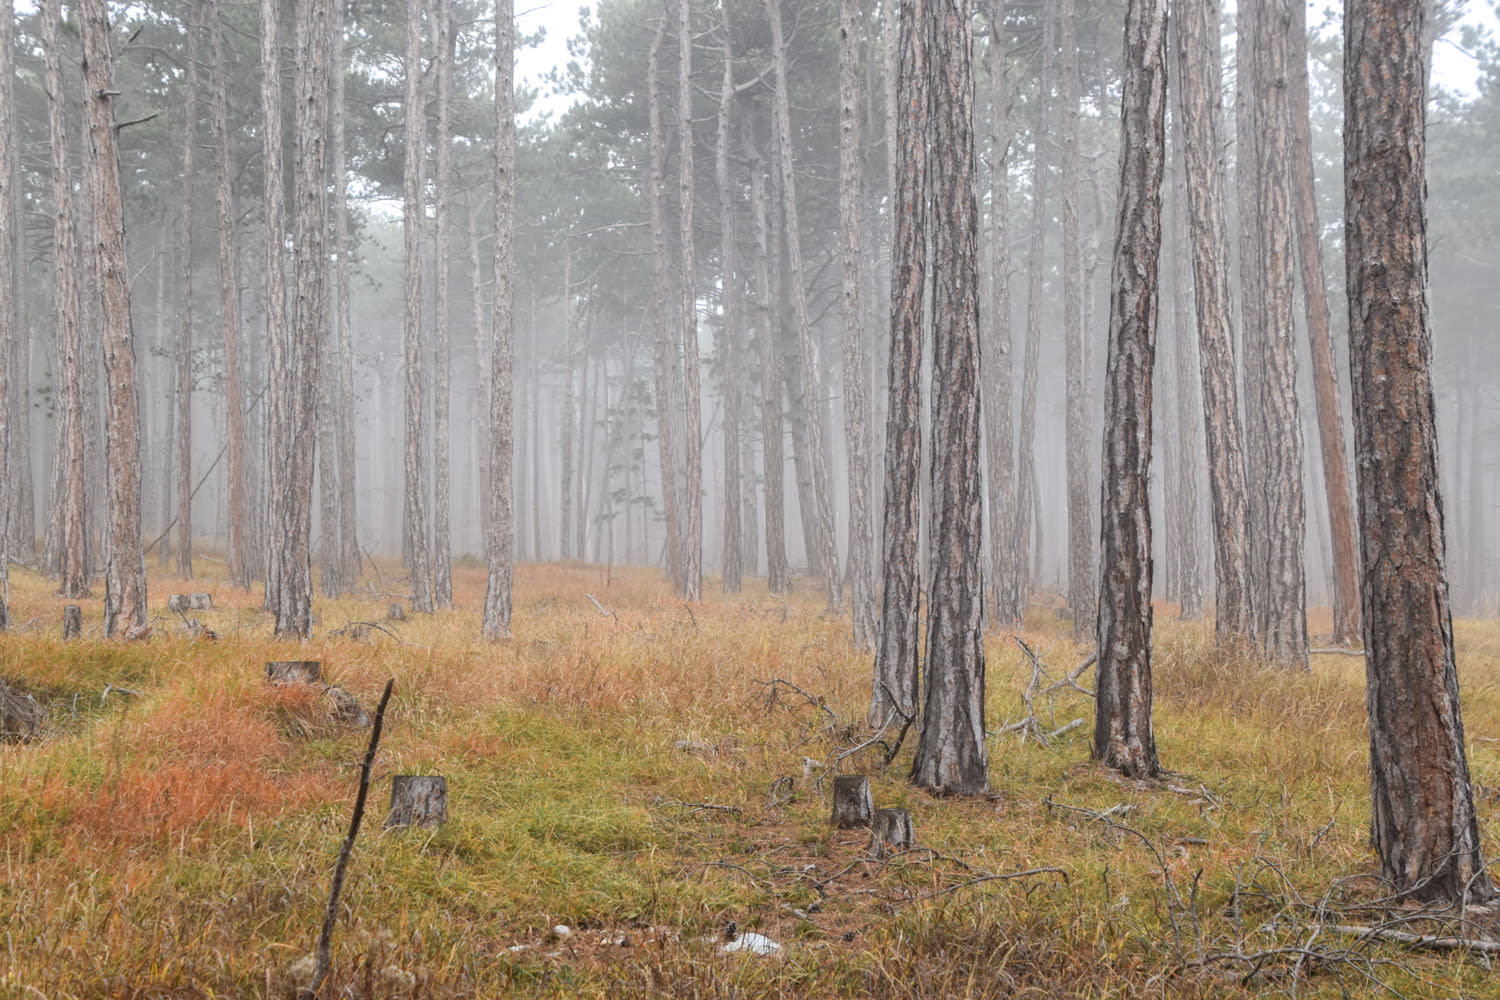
{"left": 0, "top": 558, "right": 1498, "bottom": 998}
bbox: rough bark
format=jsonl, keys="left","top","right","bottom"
{"left": 912, "top": 0, "right": 988, "bottom": 797}
{"left": 431, "top": 0, "right": 454, "bottom": 609}
{"left": 82, "top": 0, "right": 148, "bottom": 636}
{"left": 403, "top": 0, "right": 433, "bottom": 614}
{"left": 984, "top": 1, "right": 1019, "bottom": 628}
{"left": 1093, "top": 0, "right": 1166, "bottom": 780}
{"left": 1168, "top": 148, "right": 1204, "bottom": 621}
{"left": 716, "top": 9, "right": 743, "bottom": 594}
{"left": 333, "top": 0, "right": 358, "bottom": 593}
{"left": 261, "top": 0, "right": 288, "bottom": 615}
{"left": 1344, "top": 0, "right": 1494, "bottom": 906}
{"left": 840, "top": 0, "right": 876, "bottom": 650}
{"left": 647, "top": 16, "right": 684, "bottom": 594}
{"left": 174, "top": 1, "right": 201, "bottom": 580}
{"left": 678, "top": 0, "right": 703, "bottom": 602}
{"left": 209, "top": 3, "right": 249, "bottom": 591}
{"left": 270, "top": 0, "right": 333, "bottom": 639}
{"left": 766, "top": 0, "right": 841, "bottom": 611}
{"left": 1060, "top": 0, "right": 1094, "bottom": 638}
{"left": 0, "top": 0, "right": 10, "bottom": 630}
{"left": 1288, "top": 0, "right": 1359, "bottom": 645}
{"left": 871, "top": 0, "right": 925, "bottom": 730}
{"left": 1246, "top": 0, "right": 1308, "bottom": 669}
{"left": 746, "top": 125, "right": 789, "bottom": 594}
{"left": 1173, "top": 0, "right": 1252, "bottom": 642}
{"left": 45, "top": 0, "right": 89, "bottom": 600}
{"left": 482, "top": 0, "right": 515, "bottom": 641}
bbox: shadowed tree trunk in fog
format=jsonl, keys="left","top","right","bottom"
{"left": 841, "top": 0, "right": 876, "bottom": 650}
{"left": 1060, "top": 0, "right": 1095, "bottom": 639}
{"left": 1345, "top": 0, "right": 1495, "bottom": 906}
{"left": 1168, "top": 156, "right": 1203, "bottom": 621}
{"left": 333, "top": 0, "right": 358, "bottom": 595}
{"left": 482, "top": 0, "right": 516, "bottom": 641}
{"left": 1094, "top": 0, "right": 1166, "bottom": 780}
{"left": 679, "top": 0, "right": 703, "bottom": 602}
{"left": 647, "top": 16, "right": 684, "bottom": 595}
{"left": 174, "top": 0, "right": 201, "bottom": 580}
{"left": 403, "top": 0, "right": 433, "bottom": 615}
{"left": 0, "top": 0, "right": 11, "bottom": 630}
{"left": 984, "top": 1, "right": 1019, "bottom": 628}
{"left": 210, "top": 3, "right": 250, "bottom": 592}
{"left": 81, "top": 0, "right": 147, "bottom": 636}
{"left": 261, "top": 0, "right": 288, "bottom": 615}
{"left": 1289, "top": 0, "right": 1359, "bottom": 646}
{"left": 432, "top": 0, "right": 455, "bottom": 609}
{"left": 716, "top": 7, "right": 743, "bottom": 594}
{"left": 560, "top": 246, "right": 576, "bottom": 562}
{"left": 1173, "top": 0, "right": 1252, "bottom": 643}
{"left": 45, "top": 0, "right": 88, "bottom": 600}
{"left": 746, "top": 124, "right": 790, "bottom": 594}
{"left": 766, "top": 0, "right": 841, "bottom": 612}
{"left": 871, "top": 0, "right": 926, "bottom": 731}
{"left": 1245, "top": 0, "right": 1308, "bottom": 669}
{"left": 911, "top": 0, "right": 988, "bottom": 797}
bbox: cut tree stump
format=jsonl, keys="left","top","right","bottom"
{"left": 386, "top": 602, "right": 406, "bottom": 622}
{"left": 831, "top": 775, "right": 874, "bottom": 828}
{"left": 62, "top": 605, "right": 82, "bottom": 640}
{"left": 266, "top": 661, "right": 322, "bottom": 686}
{"left": 386, "top": 775, "right": 447, "bottom": 830}
{"left": 189, "top": 593, "right": 213, "bottom": 611}
{"left": 868, "top": 808, "right": 915, "bottom": 858}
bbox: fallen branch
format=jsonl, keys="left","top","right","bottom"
{"left": 327, "top": 620, "right": 406, "bottom": 643}
{"left": 1328, "top": 924, "right": 1500, "bottom": 955}
{"left": 920, "top": 866, "right": 1069, "bottom": 901}
{"left": 101, "top": 683, "right": 143, "bottom": 703}
{"left": 307, "top": 678, "right": 395, "bottom": 999}
{"left": 1310, "top": 647, "right": 1365, "bottom": 657}
{"left": 755, "top": 678, "right": 839, "bottom": 730}
{"left": 584, "top": 593, "right": 616, "bottom": 619}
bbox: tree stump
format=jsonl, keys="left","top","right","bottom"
{"left": 188, "top": 593, "right": 213, "bottom": 611}
{"left": 266, "top": 661, "right": 322, "bottom": 686}
{"left": 868, "top": 808, "right": 915, "bottom": 858}
{"left": 0, "top": 679, "right": 45, "bottom": 742}
{"left": 62, "top": 605, "right": 82, "bottom": 640}
{"left": 323, "top": 685, "right": 370, "bottom": 728}
{"left": 830, "top": 775, "right": 874, "bottom": 828}
{"left": 386, "top": 775, "right": 447, "bottom": 830}
{"left": 387, "top": 602, "right": 407, "bottom": 622}
{"left": 167, "top": 594, "right": 189, "bottom": 613}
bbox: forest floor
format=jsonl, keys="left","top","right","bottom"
{"left": 1, "top": 559, "right": 1499, "bottom": 998}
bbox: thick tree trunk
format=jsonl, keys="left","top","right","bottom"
{"left": 261, "top": 0, "right": 288, "bottom": 615}
{"left": 766, "top": 0, "right": 841, "bottom": 611}
{"left": 840, "top": 0, "right": 876, "bottom": 649}
{"left": 984, "top": 2, "right": 1019, "bottom": 628}
{"left": 716, "top": 11, "right": 743, "bottom": 594}
{"left": 0, "top": 0, "right": 11, "bottom": 630}
{"left": 174, "top": 0, "right": 202, "bottom": 581}
{"left": 1168, "top": 162, "right": 1204, "bottom": 621}
{"left": 912, "top": 0, "right": 987, "bottom": 797}
{"left": 209, "top": 4, "right": 250, "bottom": 592}
{"left": 746, "top": 127, "right": 789, "bottom": 594}
{"left": 1060, "top": 0, "right": 1094, "bottom": 638}
{"left": 1344, "top": 0, "right": 1494, "bottom": 906}
{"left": 403, "top": 0, "right": 433, "bottom": 614}
{"left": 1093, "top": 0, "right": 1166, "bottom": 780}
{"left": 45, "top": 0, "right": 89, "bottom": 600}
{"left": 431, "top": 0, "right": 454, "bottom": 609}
{"left": 1246, "top": 0, "right": 1308, "bottom": 669}
{"left": 1173, "top": 0, "right": 1253, "bottom": 642}
{"left": 482, "top": 0, "right": 516, "bottom": 641}
{"left": 678, "top": 0, "right": 703, "bottom": 601}
{"left": 1288, "top": 0, "right": 1359, "bottom": 646}
{"left": 81, "top": 0, "right": 148, "bottom": 636}
{"left": 871, "top": 0, "right": 926, "bottom": 730}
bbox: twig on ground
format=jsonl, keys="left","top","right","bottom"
{"left": 919, "top": 866, "right": 1069, "bottom": 901}
{"left": 584, "top": 593, "right": 616, "bottom": 620}
{"left": 683, "top": 604, "right": 700, "bottom": 633}
{"left": 101, "top": 683, "right": 143, "bottom": 703}
{"left": 327, "top": 620, "right": 406, "bottom": 643}
{"left": 655, "top": 798, "right": 744, "bottom": 817}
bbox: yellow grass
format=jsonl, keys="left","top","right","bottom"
{"left": 0, "top": 557, "right": 1497, "bottom": 998}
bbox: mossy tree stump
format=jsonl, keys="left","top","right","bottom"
{"left": 831, "top": 775, "right": 874, "bottom": 828}
{"left": 386, "top": 776, "right": 447, "bottom": 829}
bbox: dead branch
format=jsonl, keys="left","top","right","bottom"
{"left": 584, "top": 593, "right": 616, "bottom": 619}
{"left": 919, "top": 866, "right": 1070, "bottom": 902}
{"left": 327, "top": 620, "right": 406, "bottom": 643}
{"left": 1329, "top": 923, "right": 1500, "bottom": 955}
{"left": 754, "top": 677, "right": 838, "bottom": 730}
{"left": 1310, "top": 647, "right": 1365, "bottom": 657}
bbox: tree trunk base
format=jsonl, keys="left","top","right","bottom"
{"left": 386, "top": 775, "right": 447, "bottom": 829}
{"left": 63, "top": 605, "right": 82, "bottom": 640}
{"left": 830, "top": 775, "right": 873, "bottom": 828}
{"left": 868, "top": 807, "right": 914, "bottom": 858}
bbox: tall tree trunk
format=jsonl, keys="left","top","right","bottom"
{"left": 45, "top": 0, "right": 89, "bottom": 599}
{"left": 431, "top": 0, "right": 454, "bottom": 608}
{"left": 469, "top": 192, "right": 492, "bottom": 549}
{"left": 175, "top": 0, "right": 202, "bottom": 580}
{"left": 647, "top": 15, "right": 685, "bottom": 594}
{"left": 81, "top": 0, "right": 148, "bottom": 635}
{"left": 746, "top": 126, "right": 789, "bottom": 593}
{"left": 1016, "top": 2, "right": 1054, "bottom": 614}
{"left": 716, "top": 11, "right": 743, "bottom": 594}
{"left": 984, "top": 1, "right": 1019, "bottom": 628}
{"left": 482, "top": 0, "right": 516, "bottom": 641}
{"left": 766, "top": 0, "right": 841, "bottom": 611}
{"left": 559, "top": 246, "right": 575, "bottom": 561}
{"left": 1344, "top": 0, "right": 1494, "bottom": 904}
{"left": 871, "top": 0, "right": 926, "bottom": 729}
{"left": 678, "top": 0, "right": 703, "bottom": 601}
{"left": 912, "top": 0, "right": 987, "bottom": 796}
{"left": 270, "top": 0, "right": 333, "bottom": 639}
{"left": 210, "top": 3, "right": 250, "bottom": 591}
{"left": 1168, "top": 146, "right": 1204, "bottom": 620}
{"left": 1246, "top": 0, "right": 1308, "bottom": 668}
{"left": 0, "top": 0, "right": 12, "bottom": 629}
{"left": 1060, "top": 0, "right": 1094, "bottom": 637}
{"left": 840, "top": 0, "right": 876, "bottom": 649}
{"left": 334, "top": 33, "right": 359, "bottom": 597}
{"left": 1173, "top": 0, "right": 1252, "bottom": 642}
{"left": 1093, "top": 0, "right": 1167, "bottom": 780}
{"left": 261, "top": 0, "right": 288, "bottom": 614}
{"left": 403, "top": 0, "right": 433, "bottom": 613}
{"left": 1288, "top": 0, "right": 1359, "bottom": 645}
